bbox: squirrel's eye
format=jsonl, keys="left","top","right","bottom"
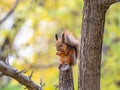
{"left": 60, "top": 45, "right": 63, "bottom": 47}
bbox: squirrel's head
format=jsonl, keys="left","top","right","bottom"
{"left": 55, "top": 33, "right": 68, "bottom": 55}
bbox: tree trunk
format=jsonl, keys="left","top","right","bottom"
{"left": 78, "top": 1, "right": 107, "bottom": 90}
{"left": 59, "top": 67, "right": 74, "bottom": 90}
{"left": 78, "top": 0, "right": 120, "bottom": 90}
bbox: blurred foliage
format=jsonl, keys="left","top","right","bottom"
{"left": 0, "top": 0, "right": 120, "bottom": 90}
{"left": 3, "top": 82, "right": 22, "bottom": 90}
{"left": 102, "top": 3, "right": 120, "bottom": 90}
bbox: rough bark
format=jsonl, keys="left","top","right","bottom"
{"left": 0, "top": 61, "right": 41, "bottom": 90}
{"left": 78, "top": 0, "right": 120, "bottom": 90}
{"left": 59, "top": 67, "right": 74, "bottom": 90}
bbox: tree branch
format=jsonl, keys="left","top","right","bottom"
{"left": 0, "top": 0, "right": 19, "bottom": 25}
{"left": 0, "top": 61, "right": 41, "bottom": 90}
{"left": 103, "top": 0, "right": 120, "bottom": 6}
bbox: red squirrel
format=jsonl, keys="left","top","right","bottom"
{"left": 55, "top": 30, "right": 79, "bottom": 68}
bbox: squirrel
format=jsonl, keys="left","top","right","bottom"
{"left": 55, "top": 30, "right": 80, "bottom": 68}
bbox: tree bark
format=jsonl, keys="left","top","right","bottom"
{"left": 59, "top": 67, "right": 74, "bottom": 90}
{"left": 78, "top": 0, "right": 120, "bottom": 90}
{"left": 0, "top": 61, "right": 41, "bottom": 90}
{"left": 78, "top": 1, "right": 107, "bottom": 90}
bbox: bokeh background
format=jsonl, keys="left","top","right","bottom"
{"left": 0, "top": 0, "right": 120, "bottom": 90}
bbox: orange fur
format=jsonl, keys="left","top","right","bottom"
{"left": 55, "top": 30, "right": 79, "bottom": 67}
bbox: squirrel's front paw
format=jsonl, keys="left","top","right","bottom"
{"left": 56, "top": 51, "right": 62, "bottom": 55}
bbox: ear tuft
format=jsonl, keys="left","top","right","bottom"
{"left": 62, "top": 32, "right": 65, "bottom": 43}
{"left": 55, "top": 33, "right": 58, "bottom": 40}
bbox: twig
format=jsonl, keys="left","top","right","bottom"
{"left": 0, "top": 0, "right": 19, "bottom": 25}
{"left": 39, "top": 78, "right": 45, "bottom": 90}
{"left": 28, "top": 71, "right": 34, "bottom": 79}
{"left": 15, "top": 69, "right": 28, "bottom": 74}
{"left": 54, "top": 84, "right": 60, "bottom": 90}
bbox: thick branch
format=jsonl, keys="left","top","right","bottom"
{"left": 103, "top": 0, "right": 120, "bottom": 6}
{"left": 0, "top": 0, "right": 19, "bottom": 25}
{"left": 0, "top": 61, "right": 40, "bottom": 90}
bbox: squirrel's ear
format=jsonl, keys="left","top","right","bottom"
{"left": 62, "top": 32, "right": 65, "bottom": 43}
{"left": 55, "top": 33, "right": 58, "bottom": 40}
